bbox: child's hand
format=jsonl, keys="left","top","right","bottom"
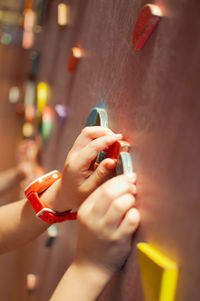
{"left": 74, "top": 173, "right": 140, "bottom": 276}
{"left": 46, "top": 126, "right": 122, "bottom": 212}
{"left": 49, "top": 174, "right": 139, "bottom": 301}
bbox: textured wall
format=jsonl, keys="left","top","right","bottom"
{"left": 1, "top": 0, "right": 200, "bottom": 300}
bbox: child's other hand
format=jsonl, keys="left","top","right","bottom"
{"left": 74, "top": 173, "right": 140, "bottom": 277}
{"left": 48, "top": 126, "right": 122, "bottom": 212}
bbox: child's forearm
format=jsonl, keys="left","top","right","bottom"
{"left": 0, "top": 199, "right": 48, "bottom": 254}
{"left": 0, "top": 178, "right": 72, "bottom": 254}
{"left": 50, "top": 261, "right": 112, "bottom": 301}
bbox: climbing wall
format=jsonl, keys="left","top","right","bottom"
{"left": 0, "top": 43, "right": 30, "bottom": 300}
{"left": 1, "top": 0, "right": 200, "bottom": 300}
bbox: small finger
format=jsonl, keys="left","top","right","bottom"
{"left": 103, "top": 193, "right": 136, "bottom": 230}
{"left": 91, "top": 174, "right": 137, "bottom": 216}
{"left": 115, "top": 208, "right": 140, "bottom": 238}
{"left": 75, "top": 135, "right": 121, "bottom": 170}
{"left": 72, "top": 126, "right": 122, "bottom": 151}
{"left": 85, "top": 158, "right": 116, "bottom": 191}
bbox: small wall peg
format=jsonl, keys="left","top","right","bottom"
{"left": 37, "top": 82, "right": 50, "bottom": 115}
{"left": 137, "top": 243, "right": 178, "bottom": 301}
{"left": 9, "top": 87, "right": 21, "bottom": 104}
{"left": 67, "top": 47, "right": 83, "bottom": 72}
{"left": 55, "top": 104, "right": 68, "bottom": 124}
{"left": 45, "top": 225, "right": 58, "bottom": 247}
{"left": 85, "top": 107, "right": 108, "bottom": 127}
{"left": 24, "top": 81, "right": 35, "bottom": 106}
{"left": 25, "top": 104, "right": 35, "bottom": 122}
{"left": 105, "top": 140, "right": 133, "bottom": 174}
{"left": 85, "top": 107, "right": 108, "bottom": 168}
{"left": 22, "top": 122, "right": 34, "bottom": 138}
{"left": 41, "top": 106, "right": 54, "bottom": 142}
{"left": 58, "top": 3, "right": 69, "bottom": 26}
{"left": 132, "top": 4, "right": 162, "bottom": 50}
{"left": 29, "top": 51, "right": 40, "bottom": 80}
{"left": 26, "top": 273, "right": 38, "bottom": 294}
{"left": 16, "top": 103, "right": 25, "bottom": 115}
{"left": 22, "top": 9, "right": 35, "bottom": 49}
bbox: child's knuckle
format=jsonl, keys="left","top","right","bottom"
{"left": 126, "top": 193, "right": 135, "bottom": 204}
{"left": 110, "top": 234, "right": 119, "bottom": 245}
{"left": 103, "top": 185, "right": 113, "bottom": 199}
{"left": 126, "top": 214, "right": 137, "bottom": 227}
{"left": 112, "top": 198, "right": 123, "bottom": 212}
{"left": 124, "top": 181, "right": 132, "bottom": 192}
{"left": 90, "top": 139, "right": 96, "bottom": 149}
{"left": 64, "top": 161, "right": 74, "bottom": 173}
{"left": 96, "top": 166, "right": 106, "bottom": 179}
{"left": 82, "top": 127, "right": 90, "bottom": 136}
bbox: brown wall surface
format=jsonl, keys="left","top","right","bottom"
{"left": 0, "top": 43, "right": 30, "bottom": 299}
{"left": 0, "top": 0, "right": 200, "bottom": 300}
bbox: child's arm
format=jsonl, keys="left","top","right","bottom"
{"left": 50, "top": 174, "right": 139, "bottom": 301}
{"left": 0, "top": 199, "right": 48, "bottom": 254}
{"left": 0, "top": 127, "right": 121, "bottom": 253}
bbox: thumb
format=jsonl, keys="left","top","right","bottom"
{"left": 86, "top": 158, "right": 117, "bottom": 191}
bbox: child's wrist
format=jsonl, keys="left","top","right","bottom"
{"left": 71, "top": 260, "right": 113, "bottom": 293}
{"left": 40, "top": 179, "right": 71, "bottom": 212}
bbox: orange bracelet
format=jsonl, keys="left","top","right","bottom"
{"left": 24, "top": 170, "right": 77, "bottom": 224}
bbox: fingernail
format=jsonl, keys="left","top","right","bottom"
{"left": 131, "top": 184, "right": 137, "bottom": 194}
{"left": 111, "top": 134, "right": 121, "bottom": 140}
{"left": 114, "top": 134, "right": 122, "bottom": 138}
{"left": 106, "top": 159, "right": 117, "bottom": 168}
{"left": 126, "top": 173, "right": 136, "bottom": 183}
